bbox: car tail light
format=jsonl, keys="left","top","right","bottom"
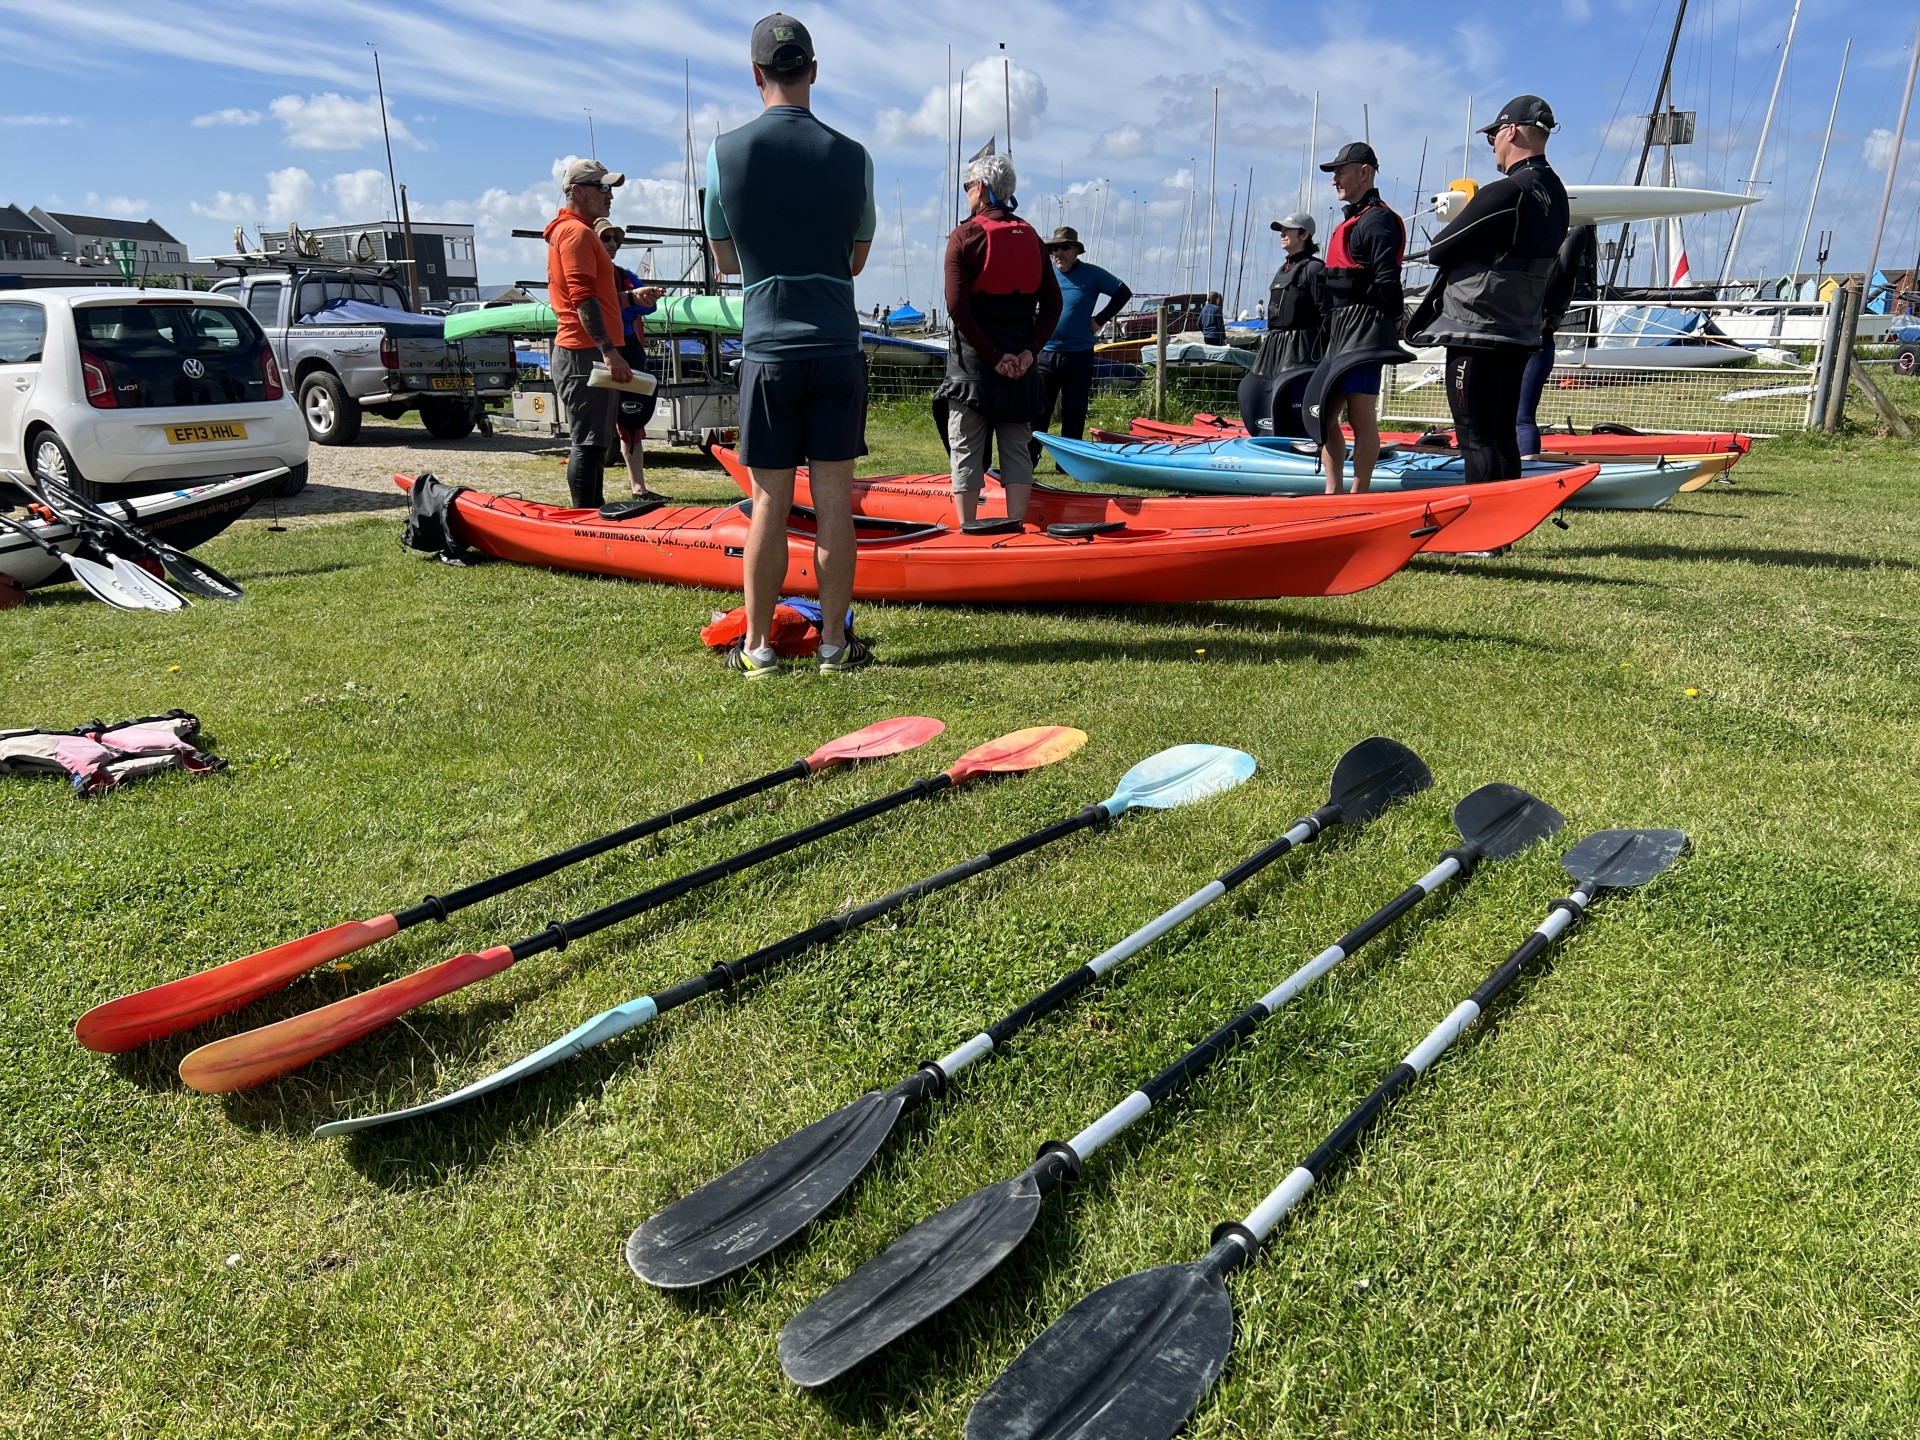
{"left": 81, "top": 348, "right": 117, "bottom": 409}
{"left": 380, "top": 336, "right": 398, "bottom": 369}
{"left": 260, "top": 348, "right": 284, "bottom": 399}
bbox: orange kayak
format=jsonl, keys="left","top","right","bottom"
{"left": 1127, "top": 413, "right": 1751, "bottom": 462}
{"left": 714, "top": 446, "right": 1591, "bottom": 558}
{"left": 396, "top": 471, "right": 1466, "bottom": 604}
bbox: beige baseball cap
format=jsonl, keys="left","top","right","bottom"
{"left": 563, "top": 159, "right": 625, "bottom": 190}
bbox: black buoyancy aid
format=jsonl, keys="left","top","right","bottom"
{"left": 1268, "top": 252, "right": 1323, "bottom": 333}
{"left": 939, "top": 210, "right": 1048, "bottom": 421}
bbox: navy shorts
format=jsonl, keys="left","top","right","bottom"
{"left": 1339, "top": 363, "right": 1383, "bottom": 397}
{"left": 738, "top": 354, "right": 868, "bottom": 469}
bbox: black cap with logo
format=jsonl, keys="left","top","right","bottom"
{"left": 751, "top": 14, "right": 815, "bottom": 73}
{"left": 1480, "top": 94, "right": 1557, "bottom": 134}
{"left": 1318, "top": 141, "right": 1380, "bottom": 173}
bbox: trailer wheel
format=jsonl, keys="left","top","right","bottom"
{"left": 1897, "top": 347, "right": 1918, "bottom": 376}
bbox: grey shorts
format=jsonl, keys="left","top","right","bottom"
{"left": 947, "top": 403, "right": 1035, "bottom": 495}
{"left": 552, "top": 344, "right": 613, "bottom": 451}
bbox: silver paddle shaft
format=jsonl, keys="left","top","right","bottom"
{"left": 1069, "top": 852, "right": 1466, "bottom": 1163}
{"left": 1236, "top": 887, "right": 1592, "bottom": 1245}
{"left": 930, "top": 820, "right": 1319, "bottom": 1082}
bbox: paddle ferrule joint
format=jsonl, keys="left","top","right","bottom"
{"left": 1030, "top": 1141, "right": 1083, "bottom": 1193}
{"left": 903, "top": 1061, "right": 951, "bottom": 1101}
{"left": 398, "top": 894, "right": 451, "bottom": 927}
{"left": 540, "top": 920, "right": 574, "bottom": 953}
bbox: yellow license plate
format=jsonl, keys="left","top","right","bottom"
{"left": 429, "top": 376, "right": 465, "bottom": 390}
{"left": 164, "top": 422, "right": 248, "bottom": 444}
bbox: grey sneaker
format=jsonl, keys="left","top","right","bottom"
{"left": 816, "top": 637, "right": 872, "bottom": 673}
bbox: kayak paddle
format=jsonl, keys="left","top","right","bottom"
{"left": 628, "top": 737, "right": 1430, "bottom": 1289}
{"left": 77, "top": 716, "right": 944, "bottom": 1054}
{"left": 964, "top": 827, "right": 1687, "bottom": 1440}
{"left": 15, "top": 468, "right": 248, "bottom": 603}
{"left": 0, "top": 507, "right": 182, "bottom": 612}
{"left": 777, "top": 781, "right": 1564, "bottom": 1387}
{"left": 314, "top": 743, "right": 1250, "bottom": 1138}
{"left": 177, "top": 726, "right": 1085, "bottom": 1094}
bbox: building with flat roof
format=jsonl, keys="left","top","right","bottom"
{"left": 257, "top": 220, "right": 480, "bottom": 306}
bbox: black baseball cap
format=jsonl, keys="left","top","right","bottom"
{"left": 751, "top": 14, "right": 814, "bottom": 72}
{"left": 1480, "top": 94, "right": 1557, "bottom": 133}
{"left": 1319, "top": 141, "right": 1379, "bottom": 172}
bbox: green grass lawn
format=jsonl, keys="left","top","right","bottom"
{"left": 4, "top": 420, "right": 1918, "bottom": 1438}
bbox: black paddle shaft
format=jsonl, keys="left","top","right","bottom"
{"left": 390, "top": 758, "right": 816, "bottom": 929}
{"left": 502, "top": 772, "right": 961, "bottom": 963}
{"left": 645, "top": 805, "right": 1110, "bottom": 1018}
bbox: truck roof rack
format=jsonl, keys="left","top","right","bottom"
{"left": 194, "top": 252, "right": 415, "bottom": 272}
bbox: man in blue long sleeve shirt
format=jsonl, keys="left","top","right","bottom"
{"left": 1031, "top": 224, "right": 1131, "bottom": 462}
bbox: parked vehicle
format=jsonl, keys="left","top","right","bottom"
{"left": 0, "top": 287, "right": 309, "bottom": 499}
{"left": 209, "top": 258, "right": 513, "bottom": 446}
{"left": 1112, "top": 292, "right": 1213, "bottom": 342}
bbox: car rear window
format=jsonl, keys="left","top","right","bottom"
{"left": 296, "top": 278, "right": 409, "bottom": 318}
{"left": 74, "top": 302, "right": 272, "bottom": 408}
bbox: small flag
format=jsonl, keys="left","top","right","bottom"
{"left": 968, "top": 137, "right": 996, "bottom": 162}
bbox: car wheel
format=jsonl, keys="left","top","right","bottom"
{"left": 419, "top": 400, "right": 476, "bottom": 440}
{"left": 274, "top": 461, "right": 310, "bottom": 498}
{"left": 29, "top": 430, "right": 99, "bottom": 501}
{"left": 300, "top": 372, "right": 362, "bottom": 446}
{"left": 1898, "top": 348, "right": 1918, "bottom": 376}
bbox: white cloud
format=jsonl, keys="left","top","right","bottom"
{"left": 192, "top": 107, "right": 263, "bottom": 127}
{"left": 1563, "top": 0, "right": 1592, "bottom": 19}
{"left": 1863, "top": 127, "right": 1920, "bottom": 178}
{"left": 874, "top": 60, "right": 1048, "bottom": 148}
{"left": 330, "top": 168, "right": 392, "bottom": 216}
{"left": 190, "top": 190, "right": 259, "bottom": 221}
{"left": 265, "top": 166, "right": 317, "bottom": 222}
{"left": 82, "top": 192, "right": 151, "bottom": 219}
{"left": 2, "top": 113, "right": 77, "bottom": 126}
{"left": 268, "top": 92, "right": 418, "bottom": 150}
{"left": 419, "top": 155, "right": 693, "bottom": 278}
{"left": 1452, "top": 21, "right": 1503, "bottom": 79}
{"left": 1096, "top": 125, "right": 1153, "bottom": 161}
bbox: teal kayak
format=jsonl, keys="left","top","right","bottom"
{"left": 1034, "top": 434, "right": 1695, "bottom": 510}
{"left": 445, "top": 294, "right": 744, "bottom": 341}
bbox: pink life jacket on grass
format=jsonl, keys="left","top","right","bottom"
{"left": 0, "top": 711, "right": 224, "bottom": 796}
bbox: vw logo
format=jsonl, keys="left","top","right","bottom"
{"left": 181, "top": 358, "right": 206, "bottom": 379}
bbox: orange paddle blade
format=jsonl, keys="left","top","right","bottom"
{"left": 945, "top": 726, "right": 1089, "bottom": 783}
{"left": 74, "top": 915, "right": 403, "bottom": 1054}
{"left": 806, "top": 716, "right": 945, "bottom": 770}
{"left": 177, "top": 944, "right": 517, "bottom": 1094}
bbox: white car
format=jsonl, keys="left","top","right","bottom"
{"left": 0, "top": 287, "right": 309, "bottom": 499}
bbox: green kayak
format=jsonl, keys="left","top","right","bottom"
{"left": 446, "top": 293, "right": 743, "bottom": 341}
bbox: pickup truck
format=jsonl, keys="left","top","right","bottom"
{"left": 209, "top": 266, "right": 514, "bottom": 445}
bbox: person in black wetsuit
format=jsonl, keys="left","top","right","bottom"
{"left": 1237, "top": 212, "right": 1325, "bottom": 434}
{"left": 1409, "top": 94, "right": 1570, "bottom": 483}
{"left": 1318, "top": 142, "right": 1405, "bottom": 495}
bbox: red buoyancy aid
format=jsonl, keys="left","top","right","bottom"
{"left": 972, "top": 212, "right": 1044, "bottom": 296}
{"left": 1325, "top": 200, "right": 1403, "bottom": 273}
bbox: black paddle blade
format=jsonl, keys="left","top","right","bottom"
{"left": 627, "top": 1086, "right": 912, "bottom": 1289}
{"left": 1452, "top": 783, "right": 1564, "bottom": 861}
{"left": 155, "top": 550, "right": 244, "bottom": 603}
{"left": 1327, "top": 737, "right": 1433, "bottom": 825}
{"left": 780, "top": 1160, "right": 1053, "bottom": 1387}
{"left": 1562, "top": 828, "right": 1687, "bottom": 891}
{"left": 965, "top": 1255, "right": 1235, "bottom": 1440}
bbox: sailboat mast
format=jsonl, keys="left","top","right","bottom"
{"left": 1606, "top": 0, "right": 1690, "bottom": 291}
{"left": 1721, "top": 0, "right": 1804, "bottom": 285}
{"left": 1206, "top": 88, "right": 1220, "bottom": 305}
{"left": 1793, "top": 40, "right": 1850, "bottom": 278}
{"left": 1864, "top": 20, "right": 1920, "bottom": 298}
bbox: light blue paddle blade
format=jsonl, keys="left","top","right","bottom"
{"left": 312, "top": 995, "right": 659, "bottom": 1137}
{"left": 1101, "top": 744, "right": 1256, "bottom": 818}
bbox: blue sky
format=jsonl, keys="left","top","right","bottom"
{"left": 2, "top": 0, "right": 1914, "bottom": 309}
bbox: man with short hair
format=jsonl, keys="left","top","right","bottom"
{"left": 705, "top": 13, "right": 877, "bottom": 676}
{"left": 938, "top": 152, "right": 1061, "bottom": 525}
{"left": 1410, "top": 94, "right": 1570, "bottom": 482}
{"left": 545, "top": 158, "right": 631, "bottom": 507}
{"left": 1317, "top": 141, "right": 1405, "bottom": 495}
{"left": 1031, "top": 225, "right": 1131, "bottom": 462}
{"left": 1197, "top": 291, "right": 1226, "bottom": 345}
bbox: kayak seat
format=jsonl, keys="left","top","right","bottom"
{"left": 597, "top": 499, "right": 665, "bottom": 521}
{"left": 961, "top": 518, "right": 1024, "bottom": 536}
{"left": 1046, "top": 521, "right": 1126, "bottom": 539}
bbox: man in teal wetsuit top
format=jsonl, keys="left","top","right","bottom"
{"left": 1030, "top": 224, "right": 1131, "bottom": 463}
{"left": 705, "top": 13, "right": 876, "bottom": 677}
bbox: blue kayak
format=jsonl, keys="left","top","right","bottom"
{"left": 1035, "top": 433, "right": 1696, "bottom": 510}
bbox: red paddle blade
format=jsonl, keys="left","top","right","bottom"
{"left": 945, "top": 726, "right": 1089, "bottom": 783}
{"left": 73, "top": 915, "right": 402, "bottom": 1054}
{"left": 805, "top": 716, "right": 945, "bottom": 771}
{"left": 176, "top": 945, "right": 516, "bottom": 1094}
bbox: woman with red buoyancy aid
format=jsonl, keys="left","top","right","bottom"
{"left": 936, "top": 152, "right": 1062, "bottom": 525}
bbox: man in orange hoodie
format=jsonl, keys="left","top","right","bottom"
{"left": 545, "top": 158, "right": 632, "bottom": 508}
